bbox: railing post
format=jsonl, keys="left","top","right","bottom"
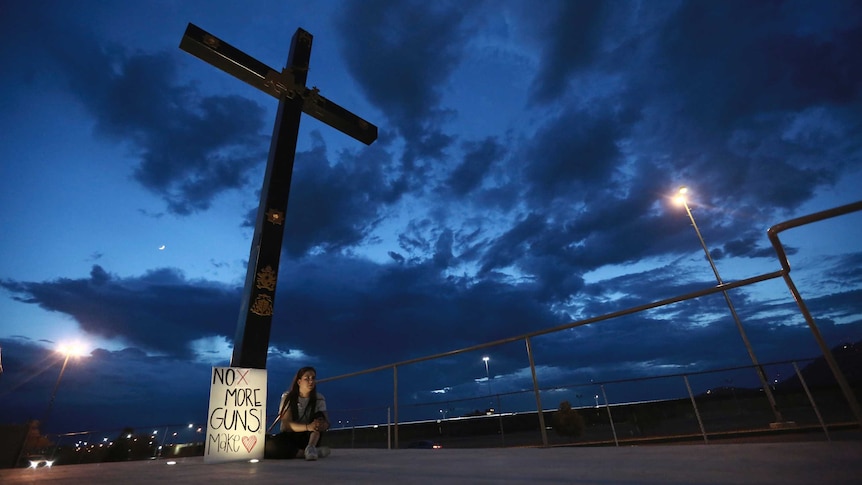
{"left": 50, "top": 433, "right": 63, "bottom": 462}
{"left": 525, "top": 337, "right": 548, "bottom": 447}
{"left": 768, "top": 201, "right": 862, "bottom": 428}
{"left": 393, "top": 365, "right": 399, "bottom": 449}
{"left": 781, "top": 271, "right": 862, "bottom": 427}
{"left": 793, "top": 361, "right": 830, "bottom": 441}
{"left": 600, "top": 385, "right": 619, "bottom": 447}
{"left": 684, "top": 375, "right": 708, "bottom": 443}
{"left": 496, "top": 394, "right": 505, "bottom": 446}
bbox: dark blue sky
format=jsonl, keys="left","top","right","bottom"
{"left": 1, "top": 0, "right": 861, "bottom": 435}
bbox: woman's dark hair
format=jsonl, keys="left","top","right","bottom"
{"left": 284, "top": 366, "right": 318, "bottom": 422}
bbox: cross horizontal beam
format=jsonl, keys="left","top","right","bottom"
{"left": 180, "top": 23, "right": 377, "bottom": 145}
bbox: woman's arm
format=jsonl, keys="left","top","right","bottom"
{"left": 278, "top": 395, "right": 316, "bottom": 433}
{"left": 281, "top": 409, "right": 317, "bottom": 432}
{"left": 282, "top": 415, "right": 316, "bottom": 432}
{"left": 315, "top": 411, "right": 331, "bottom": 432}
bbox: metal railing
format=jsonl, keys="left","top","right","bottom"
{"left": 30, "top": 352, "right": 856, "bottom": 466}
{"left": 767, "top": 201, "right": 862, "bottom": 426}
{"left": 322, "top": 355, "right": 859, "bottom": 449}
{"left": 317, "top": 201, "right": 862, "bottom": 448}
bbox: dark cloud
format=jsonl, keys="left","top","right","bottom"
{"left": 241, "top": 134, "right": 396, "bottom": 257}
{"left": 465, "top": 176, "right": 688, "bottom": 301}
{"left": 824, "top": 253, "right": 862, "bottom": 284}
{"left": 530, "top": 0, "right": 610, "bottom": 103}
{"left": 718, "top": 237, "right": 778, "bottom": 260}
{"left": 648, "top": 0, "right": 862, "bottom": 211}
{"left": 520, "top": 102, "right": 643, "bottom": 212}
{"left": 334, "top": 0, "right": 474, "bottom": 191}
{"left": 270, "top": 254, "right": 562, "bottom": 369}
{"left": 1, "top": 266, "right": 238, "bottom": 358}
{"left": 3, "top": 245, "right": 862, "bottom": 432}
{"left": 661, "top": 1, "right": 862, "bottom": 127}
{"left": 522, "top": 109, "right": 627, "bottom": 205}
{"left": 478, "top": 213, "right": 547, "bottom": 275}
{"left": 432, "top": 229, "right": 455, "bottom": 269}
{"left": 0, "top": 339, "right": 212, "bottom": 433}
{"left": 445, "top": 137, "right": 506, "bottom": 198}
{"left": 28, "top": 19, "right": 268, "bottom": 215}
{"left": 395, "top": 221, "right": 429, "bottom": 260}
{"left": 281, "top": 137, "right": 396, "bottom": 256}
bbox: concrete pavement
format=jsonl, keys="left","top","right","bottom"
{"left": 2, "top": 441, "right": 860, "bottom": 484}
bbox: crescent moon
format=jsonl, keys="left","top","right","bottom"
{"left": 158, "top": 245, "right": 166, "bottom": 250}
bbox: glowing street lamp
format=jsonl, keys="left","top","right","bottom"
{"left": 44, "top": 342, "right": 87, "bottom": 429}
{"left": 674, "top": 186, "right": 784, "bottom": 423}
{"left": 482, "top": 356, "right": 491, "bottom": 396}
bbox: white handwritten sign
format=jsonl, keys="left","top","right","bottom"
{"left": 204, "top": 367, "right": 266, "bottom": 464}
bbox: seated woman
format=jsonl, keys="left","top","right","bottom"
{"left": 269, "top": 366, "right": 331, "bottom": 460}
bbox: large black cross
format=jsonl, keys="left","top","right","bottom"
{"left": 180, "top": 23, "right": 377, "bottom": 369}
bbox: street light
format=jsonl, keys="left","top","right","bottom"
{"left": 674, "top": 186, "right": 784, "bottom": 423}
{"left": 482, "top": 355, "right": 505, "bottom": 442}
{"left": 482, "top": 356, "right": 491, "bottom": 396}
{"left": 43, "top": 342, "right": 87, "bottom": 430}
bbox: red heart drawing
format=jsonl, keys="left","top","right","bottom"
{"left": 241, "top": 435, "right": 257, "bottom": 453}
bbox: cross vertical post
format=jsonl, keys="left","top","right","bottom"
{"left": 231, "top": 29, "right": 308, "bottom": 369}
{"left": 180, "top": 24, "right": 377, "bottom": 369}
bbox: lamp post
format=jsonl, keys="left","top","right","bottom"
{"left": 483, "top": 355, "right": 505, "bottom": 442}
{"left": 44, "top": 342, "right": 87, "bottom": 429}
{"left": 674, "top": 186, "right": 784, "bottom": 423}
